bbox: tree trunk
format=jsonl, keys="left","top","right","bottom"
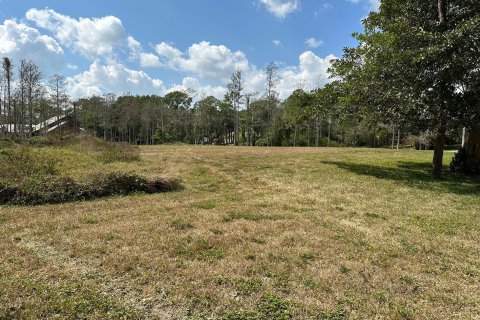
{"left": 391, "top": 125, "right": 395, "bottom": 148}
{"left": 432, "top": 125, "right": 446, "bottom": 179}
{"left": 294, "top": 125, "right": 298, "bottom": 147}
{"left": 396, "top": 129, "right": 400, "bottom": 150}
{"left": 438, "top": 0, "right": 446, "bottom": 24}
{"left": 327, "top": 121, "right": 331, "bottom": 147}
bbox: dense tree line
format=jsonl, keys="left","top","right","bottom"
{"left": 1, "top": 57, "right": 466, "bottom": 151}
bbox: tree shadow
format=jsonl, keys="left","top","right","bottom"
{"left": 322, "top": 160, "right": 480, "bottom": 195}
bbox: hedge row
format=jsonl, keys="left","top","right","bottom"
{"left": 0, "top": 172, "right": 181, "bottom": 205}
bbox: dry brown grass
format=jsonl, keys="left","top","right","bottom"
{"left": 1, "top": 146, "right": 479, "bottom": 319}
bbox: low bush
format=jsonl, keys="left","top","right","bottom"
{"left": 450, "top": 148, "right": 470, "bottom": 173}
{"left": 0, "top": 172, "right": 181, "bottom": 205}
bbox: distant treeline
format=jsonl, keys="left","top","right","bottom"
{"left": 75, "top": 88, "right": 461, "bottom": 149}
{"left": 1, "top": 57, "right": 464, "bottom": 150}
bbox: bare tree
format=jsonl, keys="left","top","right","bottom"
{"left": 2, "top": 57, "right": 14, "bottom": 135}
{"left": 264, "top": 62, "right": 280, "bottom": 146}
{"left": 22, "top": 60, "right": 42, "bottom": 137}
{"left": 48, "top": 74, "right": 68, "bottom": 122}
{"left": 227, "top": 68, "right": 243, "bottom": 145}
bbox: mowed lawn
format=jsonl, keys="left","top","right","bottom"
{"left": 1, "top": 146, "right": 479, "bottom": 319}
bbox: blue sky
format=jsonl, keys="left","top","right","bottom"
{"left": 0, "top": 0, "right": 379, "bottom": 99}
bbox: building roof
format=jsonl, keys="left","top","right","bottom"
{"left": 1, "top": 114, "right": 72, "bottom": 134}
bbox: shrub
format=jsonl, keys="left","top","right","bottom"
{"left": 450, "top": 148, "right": 469, "bottom": 173}
{"left": 0, "top": 172, "right": 182, "bottom": 205}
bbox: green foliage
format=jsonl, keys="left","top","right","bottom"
{"left": 450, "top": 148, "right": 469, "bottom": 173}
{"left": 0, "top": 172, "right": 181, "bottom": 206}
{"left": 330, "top": 0, "right": 480, "bottom": 175}
{"left": 256, "top": 294, "right": 292, "bottom": 320}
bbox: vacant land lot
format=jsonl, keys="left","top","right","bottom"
{"left": 1, "top": 146, "right": 479, "bottom": 319}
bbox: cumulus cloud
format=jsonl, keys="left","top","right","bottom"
{"left": 66, "top": 60, "right": 164, "bottom": 98}
{"left": 259, "top": 0, "right": 299, "bottom": 19}
{"left": 167, "top": 77, "right": 227, "bottom": 100}
{"left": 66, "top": 63, "right": 78, "bottom": 70}
{"left": 0, "top": 19, "right": 64, "bottom": 74}
{"left": 275, "top": 52, "right": 336, "bottom": 99}
{"left": 346, "top": 0, "right": 380, "bottom": 11}
{"left": 155, "top": 41, "right": 250, "bottom": 81}
{"left": 157, "top": 44, "right": 336, "bottom": 99}
{"left": 272, "top": 39, "right": 282, "bottom": 46}
{"left": 139, "top": 52, "right": 161, "bottom": 67}
{"left": 26, "top": 8, "right": 128, "bottom": 60}
{"left": 305, "top": 37, "right": 323, "bottom": 48}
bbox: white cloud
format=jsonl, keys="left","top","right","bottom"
{"left": 127, "top": 36, "right": 142, "bottom": 53}
{"left": 155, "top": 41, "right": 250, "bottom": 81}
{"left": 155, "top": 40, "right": 336, "bottom": 100}
{"left": 66, "top": 60, "right": 164, "bottom": 98}
{"left": 275, "top": 51, "right": 336, "bottom": 99}
{"left": 315, "top": 3, "right": 334, "bottom": 17}
{"left": 272, "top": 39, "right": 282, "bottom": 46}
{"left": 346, "top": 0, "right": 380, "bottom": 11}
{"left": 305, "top": 37, "right": 323, "bottom": 48}
{"left": 259, "top": 0, "right": 299, "bottom": 19}
{"left": 368, "top": 0, "right": 380, "bottom": 11}
{"left": 26, "top": 8, "right": 127, "bottom": 60}
{"left": 66, "top": 63, "right": 78, "bottom": 70}
{"left": 139, "top": 52, "right": 161, "bottom": 67}
{"left": 0, "top": 19, "right": 64, "bottom": 74}
{"left": 167, "top": 77, "right": 227, "bottom": 100}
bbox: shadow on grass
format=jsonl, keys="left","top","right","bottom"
{"left": 322, "top": 161, "right": 480, "bottom": 195}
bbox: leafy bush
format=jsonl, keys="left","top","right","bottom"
{"left": 450, "top": 148, "right": 469, "bottom": 173}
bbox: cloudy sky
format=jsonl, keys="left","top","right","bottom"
{"left": 0, "top": 0, "right": 379, "bottom": 100}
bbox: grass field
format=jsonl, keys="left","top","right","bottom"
{"left": 1, "top": 146, "right": 479, "bottom": 319}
